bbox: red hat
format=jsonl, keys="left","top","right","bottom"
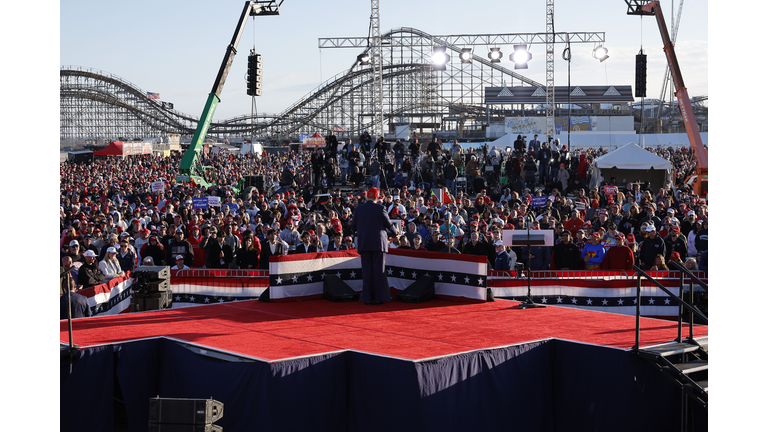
{"left": 626, "top": 233, "right": 635, "bottom": 243}
{"left": 670, "top": 251, "right": 681, "bottom": 260}
{"left": 367, "top": 187, "right": 380, "bottom": 199}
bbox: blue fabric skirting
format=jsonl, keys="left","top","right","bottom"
{"left": 61, "top": 338, "right": 704, "bottom": 432}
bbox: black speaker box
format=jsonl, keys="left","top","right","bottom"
{"left": 137, "top": 279, "right": 170, "bottom": 293}
{"left": 133, "top": 265, "right": 171, "bottom": 280}
{"left": 148, "top": 424, "right": 222, "bottom": 432}
{"left": 149, "top": 398, "right": 223, "bottom": 425}
{"left": 323, "top": 275, "right": 359, "bottom": 302}
{"left": 258, "top": 287, "right": 270, "bottom": 302}
{"left": 397, "top": 275, "right": 435, "bottom": 303}
{"left": 132, "top": 290, "right": 173, "bottom": 312}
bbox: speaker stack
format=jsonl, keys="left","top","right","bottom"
{"left": 323, "top": 275, "right": 359, "bottom": 302}
{"left": 396, "top": 275, "right": 435, "bottom": 303}
{"left": 148, "top": 397, "right": 223, "bottom": 432}
{"left": 131, "top": 266, "right": 172, "bottom": 312}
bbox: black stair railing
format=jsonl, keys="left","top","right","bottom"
{"left": 632, "top": 265, "right": 708, "bottom": 351}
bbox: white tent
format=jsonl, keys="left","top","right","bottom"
{"left": 490, "top": 133, "right": 516, "bottom": 150}
{"left": 589, "top": 143, "right": 674, "bottom": 191}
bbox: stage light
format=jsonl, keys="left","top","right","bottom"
{"left": 487, "top": 47, "right": 503, "bottom": 63}
{"left": 357, "top": 53, "right": 371, "bottom": 65}
{"left": 432, "top": 46, "right": 450, "bottom": 70}
{"left": 592, "top": 45, "right": 609, "bottom": 62}
{"left": 460, "top": 48, "right": 473, "bottom": 64}
{"left": 510, "top": 44, "right": 532, "bottom": 69}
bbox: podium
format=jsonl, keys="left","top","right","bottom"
{"left": 503, "top": 229, "right": 554, "bottom": 309}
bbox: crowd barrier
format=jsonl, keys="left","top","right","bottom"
{"left": 67, "top": 268, "right": 707, "bottom": 318}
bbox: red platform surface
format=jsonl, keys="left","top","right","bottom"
{"left": 59, "top": 298, "right": 708, "bottom": 362}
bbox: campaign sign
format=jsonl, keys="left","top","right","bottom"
{"left": 603, "top": 185, "right": 618, "bottom": 196}
{"left": 151, "top": 181, "right": 165, "bottom": 192}
{"left": 531, "top": 195, "right": 547, "bottom": 208}
{"left": 208, "top": 196, "right": 221, "bottom": 207}
{"left": 192, "top": 197, "right": 209, "bottom": 209}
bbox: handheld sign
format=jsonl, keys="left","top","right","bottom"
{"left": 192, "top": 198, "right": 209, "bottom": 209}
{"left": 603, "top": 185, "right": 618, "bottom": 196}
{"left": 531, "top": 195, "right": 547, "bottom": 208}
{"left": 151, "top": 181, "right": 165, "bottom": 192}
{"left": 208, "top": 196, "right": 221, "bottom": 207}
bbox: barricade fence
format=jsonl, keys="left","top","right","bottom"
{"left": 68, "top": 269, "right": 707, "bottom": 318}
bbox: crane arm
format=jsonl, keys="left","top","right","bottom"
{"left": 178, "top": 1, "right": 281, "bottom": 183}
{"left": 625, "top": 0, "right": 707, "bottom": 195}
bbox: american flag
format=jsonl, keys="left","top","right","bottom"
{"left": 147, "top": 92, "right": 160, "bottom": 100}
{"left": 333, "top": 124, "right": 345, "bottom": 132}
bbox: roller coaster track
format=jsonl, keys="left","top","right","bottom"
{"left": 61, "top": 27, "right": 550, "bottom": 142}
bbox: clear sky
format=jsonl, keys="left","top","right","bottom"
{"left": 60, "top": 0, "right": 708, "bottom": 121}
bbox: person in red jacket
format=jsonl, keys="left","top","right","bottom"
{"left": 601, "top": 232, "right": 635, "bottom": 271}
{"left": 563, "top": 210, "right": 585, "bottom": 237}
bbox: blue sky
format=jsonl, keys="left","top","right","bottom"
{"left": 60, "top": 0, "right": 708, "bottom": 121}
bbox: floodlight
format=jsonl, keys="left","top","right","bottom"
{"left": 432, "top": 46, "right": 450, "bottom": 70}
{"left": 460, "top": 48, "right": 473, "bottom": 64}
{"left": 510, "top": 44, "right": 532, "bottom": 69}
{"left": 357, "top": 53, "right": 371, "bottom": 65}
{"left": 488, "top": 47, "right": 503, "bottom": 63}
{"left": 592, "top": 45, "right": 609, "bottom": 62}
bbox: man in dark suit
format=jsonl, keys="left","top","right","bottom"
{"left": 350, "top": 187, "right": 400, "bottom": 305}
{"left": 205, "top": 230, "right": 234, "bottom": 269}
{"left": 60, "top": 276, "right": 92, "bottom": 320}
{"left": 259, "top": 229, "right": 286, "bottom": 270}
{"left": 294, "top": 232, "right": 319, "bottom": 254}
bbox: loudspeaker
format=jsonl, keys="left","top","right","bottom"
{"left": 148, "top": 424, "right": 222, "bottom": 432}
{"left": 635, "top": 53, "right": 647, "bottom": 98}
{"left": 323, "top": 275, "right": 359, "bottom": 302}
{"left": 258, "top": 287, "right": 270, "bottom": 302}
{"left": 397, "top": 275, "right": 435, "bottom": 303}
{"left": 149, "top": 398, "right": 223, "bottom": 425}
{"left": 242, "top": 175, "right": 265, "bottom": 192}
{"left": 486, "top": 287, "right": 495, "bottom": 302}
{"left": 133, "top": 266, "right": 171, "bottom": 280}
{"left": 132, "top": 290, "right": 173, "bottom": 312}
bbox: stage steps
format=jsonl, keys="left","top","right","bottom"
{"left": 637, "top": 339, "right": 708, "bottom": 409}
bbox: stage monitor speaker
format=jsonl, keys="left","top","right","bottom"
{"left": 149, "top": 397, "right": 223, "bottom": 426}
{"left": 133, "top": 265, "right": 171, "bottom": 280}
{"left": 132, "top": 290, "right": 173, "bottom": 312}
{"left": 323, "top": 275, "right": 359, "bottom": 302}
{"left": 397, "top": 275, "right": 435, "bottom": 303}
{"left": 148, "top": 424, "right": 222, "bottom": 432}
{"left": 258, "top": 287, "right": 270, "bottom": 302}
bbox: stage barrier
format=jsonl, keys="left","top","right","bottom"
{"left": 68, "top": 266, "right": 707, "bottom": 318}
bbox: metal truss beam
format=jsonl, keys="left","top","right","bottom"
{"left": 319, "top": 30, "right": 605, "bottom": 48}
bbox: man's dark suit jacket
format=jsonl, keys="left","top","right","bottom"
{"left": 260, "top": 239, "right": 286, "bottom": 270}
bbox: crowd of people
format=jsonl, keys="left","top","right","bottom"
{"left": 60, "top": 132, "right": 707, "bottom": 298}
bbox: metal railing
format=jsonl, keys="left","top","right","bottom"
{"left": 487, "top": 269, "right": 630, "bottom": 280}
{"left": 632, "top": 265, "right": 708, "bottom": 351}
{"left": 175, "top": 269, "right": 269, "bottom": 278}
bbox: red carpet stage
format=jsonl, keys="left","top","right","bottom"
{"left": 60, "top": 298, "right": 708, "bottom": 432}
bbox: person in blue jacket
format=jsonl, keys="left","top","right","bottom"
{"left": 581, "top": 232, "right": 606, "bottom": 270}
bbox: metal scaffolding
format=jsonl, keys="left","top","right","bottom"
{"left": 61, "top": 27, "right": 608, "bottom": 144}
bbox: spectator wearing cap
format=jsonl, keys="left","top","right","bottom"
{"left": 601, "top": 233, "right": 635, "bottom": 271}
{"left": 553, "top": 230, "right": 582, "bottom": 270}
{"left": 694, "top": 219, "right": 708, "bottom": 254}
{"left": 78, "top": 250, "right": 105, "bottom": 289}
{"left": 67, "top": 240, "right": 85, "bottom": 264}
{"left": 80, "top": 234, "right": 99, "bottom": 257}
{"left": 280, "top": 219, "right": 300, "bottom": 252}
{"left": 425, "top": 231, "right": 447, "bottom": 252}
{"left": 663, "top": 225, "right": 687, "bottom": 263}
{"left": 134, "top": 228, "right": 151, "bottom": 263}
{"left": 581, "top": 233, "right": 606, "bottom": 270}
{"left": 493, "top": 240, "right": 514, "bottom": 271}
{"left": 166, "top": 228, "right": 194, "bottom": 267}
{"left": 637, "top": 224, "right": 666, "bottom": 271}
{"left": 99, "top": 246, "right": 125, "bottom": 282}
{"left": 171, "top": 255, "right": 190, "bottom": 270}
{"left": 99, "top": 234, "right": 120, "bottom": 261}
